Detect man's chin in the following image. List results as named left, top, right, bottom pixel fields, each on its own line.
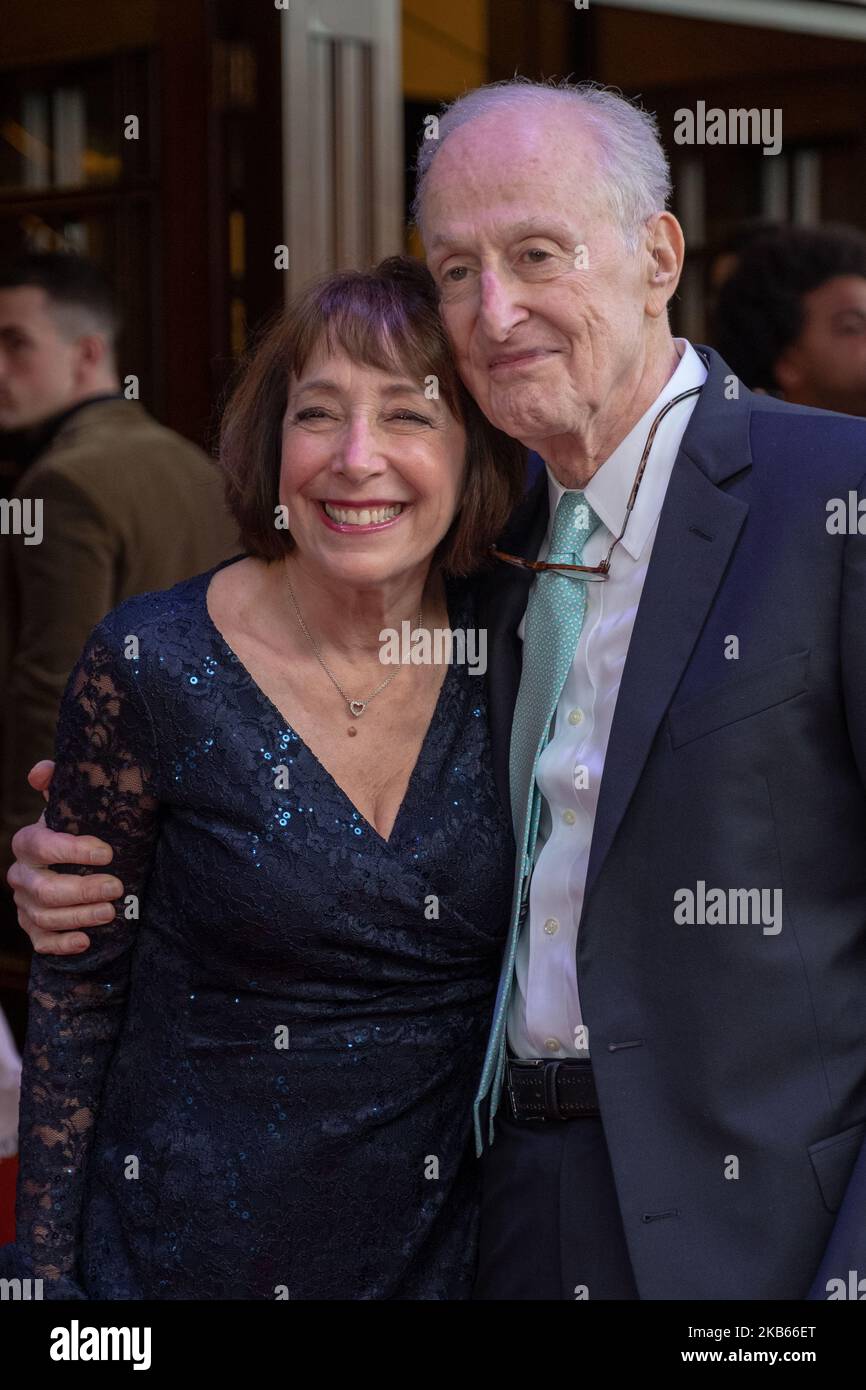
left=489, top=411, right=566, bottom=449
left=483, top=388, right=572, bottom=443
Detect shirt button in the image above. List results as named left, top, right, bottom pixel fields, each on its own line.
left=543, top=918, right=559, bottom=935
left=568, top=708, right=584, bottom=725
left=544, top=1037, right=561, bottom=1052
left=562, top=809, right=577, bottom=825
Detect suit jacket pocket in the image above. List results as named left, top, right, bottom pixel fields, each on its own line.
left=668, top=650, right=809, bottom=749
left=808, top=1119, right=866, bottom=1214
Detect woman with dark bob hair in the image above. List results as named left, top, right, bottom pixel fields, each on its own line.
left=3, top=256, right=525, bottom=1299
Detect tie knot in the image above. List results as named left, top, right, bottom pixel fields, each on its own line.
left=548, top=490, right=601, bottom=562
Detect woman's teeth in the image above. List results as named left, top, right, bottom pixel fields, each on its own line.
left=323, top=503, right=404, bottom=526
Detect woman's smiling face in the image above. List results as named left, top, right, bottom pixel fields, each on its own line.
left=279, top=343, right=468, bottom=589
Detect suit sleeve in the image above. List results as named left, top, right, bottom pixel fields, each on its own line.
left=807, top=475, right=866, bottom=1298
left=3, top=622, right=160, bottom=1297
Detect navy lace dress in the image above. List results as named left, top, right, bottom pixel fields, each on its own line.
left=5, top=554, right=513, bottom=1300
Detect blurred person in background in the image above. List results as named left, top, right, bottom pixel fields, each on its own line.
left=712, top=222, right=866, bottom=415
left=0, top=253, right=239, bottom=880
left=706, top=218, right=783, bottom=295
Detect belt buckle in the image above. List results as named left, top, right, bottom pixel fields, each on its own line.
left=544, top=1059, right=563, bottom=1120
left=507, top=1057, right=547, bottom=1122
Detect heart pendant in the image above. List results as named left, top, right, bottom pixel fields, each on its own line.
left=349, top=700, right=366, bottom=717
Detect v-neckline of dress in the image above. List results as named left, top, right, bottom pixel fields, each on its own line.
left=198, top=555, right=462, bottom=850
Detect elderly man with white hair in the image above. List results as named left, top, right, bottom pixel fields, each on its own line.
left=8, top=80, right=866, bottom=1302
left=412, top=79, right=866, bottom=1301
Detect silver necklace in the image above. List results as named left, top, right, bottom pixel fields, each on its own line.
left=286, top=570, right=421, bottom=721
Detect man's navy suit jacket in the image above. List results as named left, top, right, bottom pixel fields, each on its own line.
left=477, top=346, right=866, bottom=1300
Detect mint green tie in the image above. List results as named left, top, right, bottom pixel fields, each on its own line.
left=473, top=490, right=602, bottom=1153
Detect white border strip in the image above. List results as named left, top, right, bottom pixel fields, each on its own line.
left=588, top=0, right=866, bottom=43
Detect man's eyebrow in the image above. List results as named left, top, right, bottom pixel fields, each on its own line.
left=428, top=218, right=578, bottom=255
left=506, top=219, right=577, bottom=243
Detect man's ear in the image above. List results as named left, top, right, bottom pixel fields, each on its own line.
left=645, top=212, right=684, bottom=319
left=773, top=343, right=805, bottom=397
left=75, top=332, right=110, bottom=376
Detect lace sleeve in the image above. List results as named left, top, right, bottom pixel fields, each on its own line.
left=13, top=624, right=160, bottom=1294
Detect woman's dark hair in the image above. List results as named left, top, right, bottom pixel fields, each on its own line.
left=219, top=255, right=527, bottom=576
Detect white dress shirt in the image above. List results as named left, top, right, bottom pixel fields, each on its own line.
left=507, top=339, right=708, bottom=1060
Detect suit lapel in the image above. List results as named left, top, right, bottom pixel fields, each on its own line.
left=584, top=348, right=753, bottom=904
left=584, top=452, right=748, bottom=902
left=482, top=346, right=754, bottom=886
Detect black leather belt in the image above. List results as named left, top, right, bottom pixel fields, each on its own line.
left=506, top=1057, right=600, bottom=1120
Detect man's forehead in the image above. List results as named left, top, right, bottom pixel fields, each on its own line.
left=0, top=284, right=51, bottom=324
left=425, top=211, right=584, bottom=254
left=426, top=104, right=596, bottom=179
left=809, top=274, right=866, bottom=307
left=435, top=100, right=588, bottom=155
left=421, top=116, right=601, bottom=247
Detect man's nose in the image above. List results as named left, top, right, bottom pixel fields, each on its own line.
left=478, top=269, right=528, bottom=340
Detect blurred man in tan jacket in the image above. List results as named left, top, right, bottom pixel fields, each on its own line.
left=0, top=253, right=240, bottom=878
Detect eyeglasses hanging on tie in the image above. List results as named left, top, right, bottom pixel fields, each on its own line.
left=489, top=383, right=704, bottom=581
